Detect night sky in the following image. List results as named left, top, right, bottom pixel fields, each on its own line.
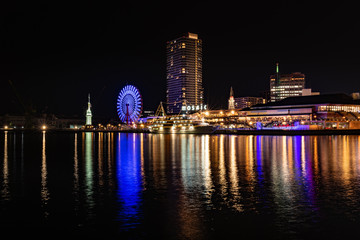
left=1, top=1, right=359, bottom=119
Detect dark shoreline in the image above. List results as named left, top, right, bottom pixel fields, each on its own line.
left=2, top=128, right=360, bottom=135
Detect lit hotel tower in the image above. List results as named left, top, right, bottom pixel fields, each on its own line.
left=166, top=33, right=203, bottom=114
left=85, top=94, right=92, bottom=126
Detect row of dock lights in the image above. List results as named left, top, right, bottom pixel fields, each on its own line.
left=2, top=125, right=47, bottom=130
left=202, top=110, right=236, bottom=116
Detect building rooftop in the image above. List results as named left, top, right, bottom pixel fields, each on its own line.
left=252, top=94, right=360, bottom=109
left=270, top=72, right=305, bottom=79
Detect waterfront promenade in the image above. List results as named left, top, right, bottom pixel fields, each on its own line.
left=2, top=128, right=360, bottom=135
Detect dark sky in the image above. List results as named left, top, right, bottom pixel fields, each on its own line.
left=1, top=1, right=360, bottom=119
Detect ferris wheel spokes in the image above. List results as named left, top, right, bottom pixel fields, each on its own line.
left=117, top=85, right=142, bottom=125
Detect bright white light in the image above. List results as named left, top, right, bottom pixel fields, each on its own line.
left=42, top=125, right=47, bottom=130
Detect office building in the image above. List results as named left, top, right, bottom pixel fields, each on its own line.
left=166, top=33, right=204, bottom=114
left=228, top=87, right=264, bottom=109
left=234, top=96, right=265, bottom=109
left=270, top=63, right=305, bottom=102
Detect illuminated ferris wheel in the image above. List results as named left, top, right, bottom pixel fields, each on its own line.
left=117, top=85, right=142, bottom=124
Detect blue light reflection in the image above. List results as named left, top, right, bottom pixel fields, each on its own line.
left=116, top=133, right=143, bottom=229
left=293, top=136, right=302, bottom=181
left=255, top=135, right=264, bottom=182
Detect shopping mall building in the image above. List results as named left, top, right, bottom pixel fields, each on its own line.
left=199, top=94, right=360, bottom=130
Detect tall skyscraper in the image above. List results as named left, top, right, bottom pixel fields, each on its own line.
left=166, top=33, right=204, bottom=114
left=270, top=63, right=305, bottom=102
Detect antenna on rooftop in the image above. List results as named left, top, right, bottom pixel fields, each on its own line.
left=230, top=86, right=234, bottom=97
left=276, top=62, right=280, bottom=85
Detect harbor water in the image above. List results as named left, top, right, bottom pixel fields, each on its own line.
left=1, top=131, right=360, bottom=239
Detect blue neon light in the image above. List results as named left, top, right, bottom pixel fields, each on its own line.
left=117, top=85, right=142, bottom=123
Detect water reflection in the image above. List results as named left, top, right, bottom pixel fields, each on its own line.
left=201, top=135, right=212, bottom=205
left=20, top=133, right=24, bottom=195
left=107, top=132, right=115, bottom=189
left=98, top=132, right=104, bottom=188
left=83, top=132, right=94, bottom=215
left=73, top=133, right=80, bottom=213
left=116, top=133, right=143, bottom=229
left=170, top=134, right=213, bottom=238
left=1, top=132, right=360, bottom=238
left=41, top=131, right=50, bottom=217
left=229, top=135, right=242, bottom=211
left=2, top=131, right=10, bottom=200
